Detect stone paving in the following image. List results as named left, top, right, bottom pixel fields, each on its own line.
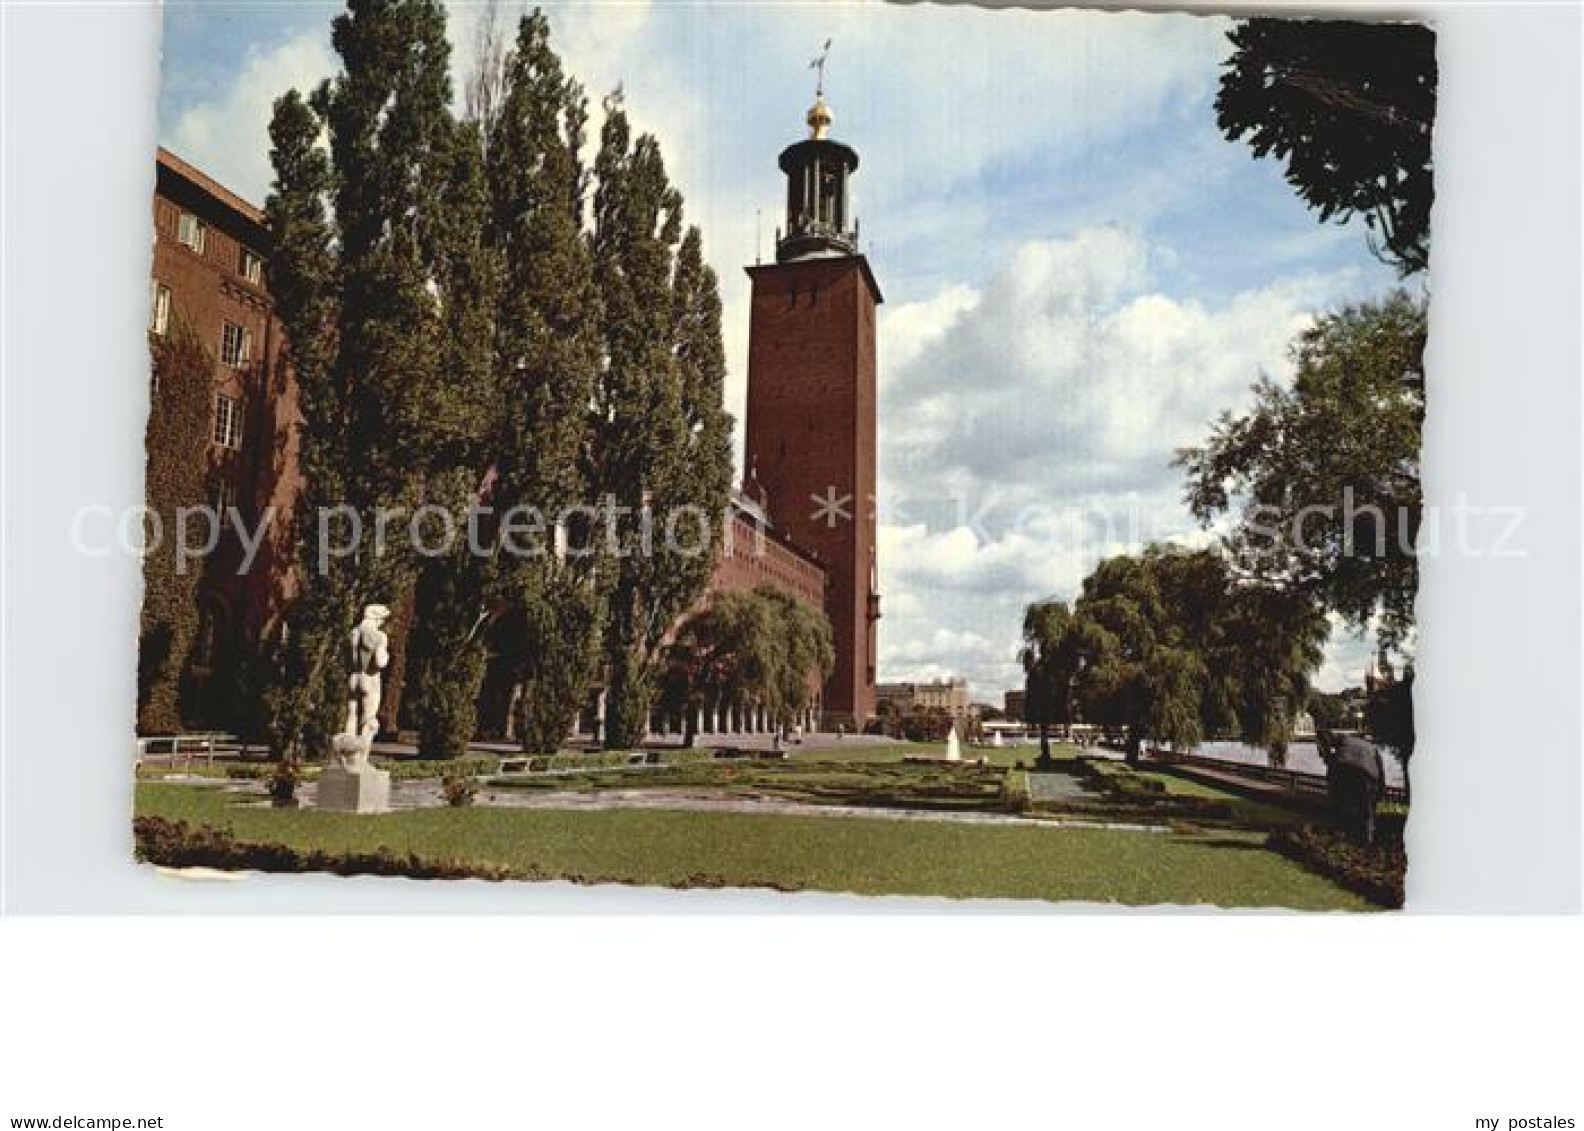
left=1028, top=771, right=1092, bottom=804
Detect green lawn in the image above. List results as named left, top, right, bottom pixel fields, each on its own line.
left=488, top=758, right=1010, bottom=811
left=1120, top=766, right=1307, bottom=829
left=135, top=782, right=1374, bottom=909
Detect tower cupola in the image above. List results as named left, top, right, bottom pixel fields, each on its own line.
left=776, top=49, right=859, bottom=262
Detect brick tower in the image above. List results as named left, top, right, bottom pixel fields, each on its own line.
left=744, top=88, right=882, bottom=731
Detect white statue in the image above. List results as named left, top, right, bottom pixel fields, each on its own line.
left=332, top=603, right=390, bottom=770
left=320, top=603, right=395, bottom=813
left=945, top=724, right=962, bottom=762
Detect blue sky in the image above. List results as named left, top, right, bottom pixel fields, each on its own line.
left=159, top=1, right=1406, bottom=700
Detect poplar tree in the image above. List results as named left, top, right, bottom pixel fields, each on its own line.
left=262, top=90, right=350, bottom=761
left=591, top=104, right=733, bottom=749
left=262, top=0, right=473, bottom=761
left=401, top=116, right=500, bottom=760
left=483, top=10, right=607, bottom=754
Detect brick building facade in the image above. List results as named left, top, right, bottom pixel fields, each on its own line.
left=142, top=143, right=845, bottom=740
left=148, top=149, right=301, bottom=724
left=877, top=679, right=973, bottom=724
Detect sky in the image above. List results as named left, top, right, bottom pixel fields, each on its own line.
left=158, top=0, right=1408, bottom=702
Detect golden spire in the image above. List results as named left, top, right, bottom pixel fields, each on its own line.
left=807, top=38, right=833, bottom=139
left=807, top=95, right=833, bottom=139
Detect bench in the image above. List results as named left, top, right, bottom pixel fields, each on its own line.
left=135, top=732, right=236, bottom=769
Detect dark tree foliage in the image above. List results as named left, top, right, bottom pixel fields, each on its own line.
left=1217, top=18, right=1436, bottom=276
left=479, top=9, right=609, bottom=755
left=138, top=320, right=214, bottom=734
left=661, top=589, right=777, bottom=749
left=510, top=576, right=608, bottom=754
left=1023, top=546, right=1328, bottom=767
left=592, top=101, right=734, bottom=749
left=1178, top=292, right=1425, bottom=657
left=400, top=116, right=500, bottom=760
left=759, top=584, right=835, bottom=731
left=462, top=0, right=510, bottom=149
left=260, top=90, right=345, bottom=760
left=1367, top=666, right=1415, bottom=765
left=1305, top=690, right=1352, bottom=734
left=258, top=3, right=734, bottom=759
left=263, top=0, right=476, bottom=761
left=1073, top=551, right=1209, bottom=764
left=660, top=585, right=832, bottom=748
left=1019, top=600, right=1084, bottom=764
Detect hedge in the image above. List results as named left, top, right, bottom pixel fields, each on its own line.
left=1267, top=826, right=1406, bottom=909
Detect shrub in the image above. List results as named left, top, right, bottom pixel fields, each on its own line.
left=134, top=817, right=518, bottom=881
left=1000, top=770, right=1032, bottom=813
left=1268, top=826, right=1405, bottom=909
left=441, top=770, right=479, bottom=807
left=375, top=755, right=499, bottom=782
left=523, top=751, right=645, bottom=772
left=265, top=761, right=302, bottom=806
left=1083, top=760, right=1166, bottom=799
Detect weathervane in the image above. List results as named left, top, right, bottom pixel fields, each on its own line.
left=809, top=38, right=832, bottom=99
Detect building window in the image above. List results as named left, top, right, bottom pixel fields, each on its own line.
left=240, top=248, right=263, bottom=286
left=219, top=321, right=252, bottom=368
left=177, top=212, right=206, bottom=254
left=213, top=393, right=243, bottom=450
left=149, top=280, right=171, bottom=336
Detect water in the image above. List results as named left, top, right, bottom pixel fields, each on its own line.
left=1185, top=740, right=1407, bottom=789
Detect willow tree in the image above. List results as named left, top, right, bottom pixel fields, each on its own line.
left=661, top=590, right=777, bottom=749
left=662, top=585, right=831, bottom=747
left=1178, top=293, right=1426, bottom=656
left=758, top=584, right=835, bottom=732
left=1029, top=545, right=1328, bottom=766
left=1019, top=599, right=1086, bottom=765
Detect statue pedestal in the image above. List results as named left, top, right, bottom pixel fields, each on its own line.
left=317, top=764, right=391, bottom=814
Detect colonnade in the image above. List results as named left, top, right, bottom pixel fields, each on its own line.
left=568, top=689, right=821, bottom=744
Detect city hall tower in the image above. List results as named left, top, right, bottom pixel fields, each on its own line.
left=744, top=86, right=882, bottom=730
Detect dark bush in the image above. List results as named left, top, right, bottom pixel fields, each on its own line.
left=1268, top=826, right=1406, bottom=909
left=266, top=761, right=302, bottom=806
left=441, top=770, right=479, bottom=807
left=134, top=816, right=520, bottom=882
left=377, top=755, right=500, bottom=781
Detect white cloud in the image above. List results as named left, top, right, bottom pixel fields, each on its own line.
left=1313, top=623, right=1380, bottom=694
left=780, top=6, right=1229, bottom=196
left=881, top=285, right=981, bottom=378
left=162, top=2, right=675, bottom=207
left=166, top=30, right=335, bottom=206
left=873, top=225, right=1366, bottom=698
